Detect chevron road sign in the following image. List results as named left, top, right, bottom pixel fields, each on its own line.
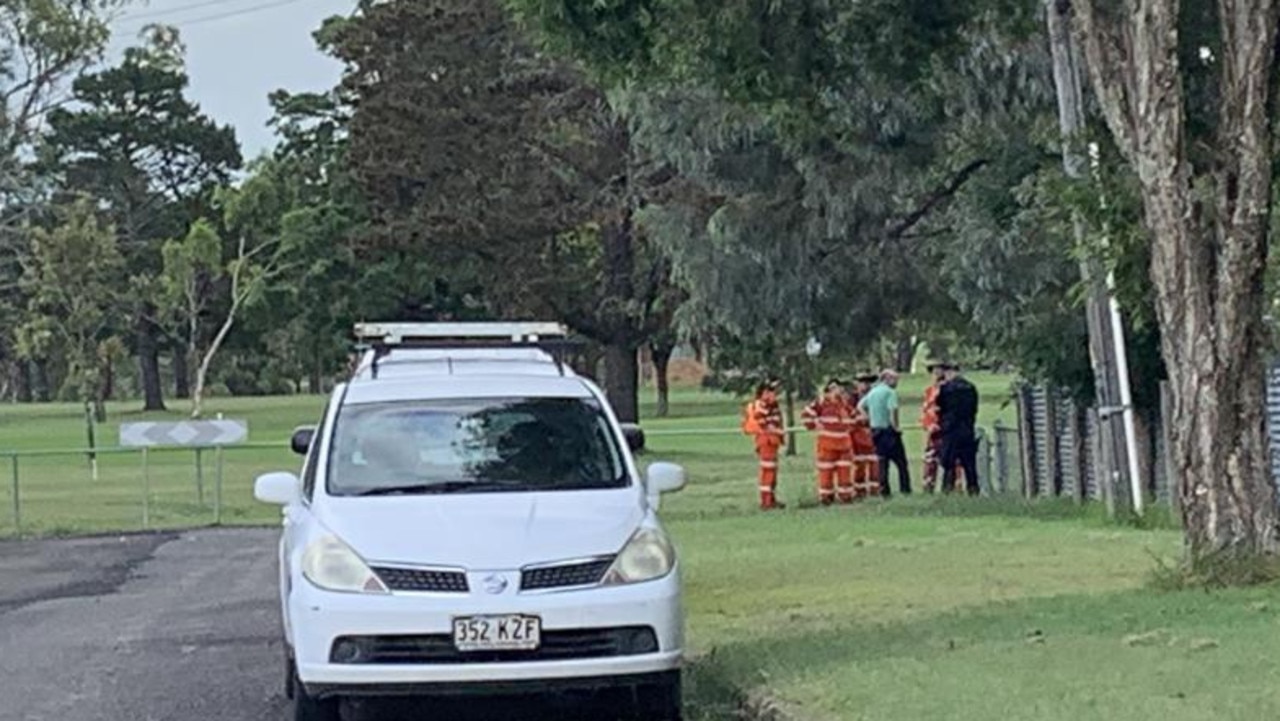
left=118, top=419, right=249, bottom=448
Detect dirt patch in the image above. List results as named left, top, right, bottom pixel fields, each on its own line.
left=686, top=653, right=804, bottom=721
left=0, top=531, right=178, bottom=614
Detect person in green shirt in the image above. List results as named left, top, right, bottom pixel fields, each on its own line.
left=857, top=370, right=912, bottom=496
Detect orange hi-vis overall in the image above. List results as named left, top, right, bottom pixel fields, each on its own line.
left=848, top=404, right=880, bottom=499
left=802, top=398, right=856, bottom=504
left=746, top=399, right=786, bottom=508
left=922, top=383, right=963, bottom=491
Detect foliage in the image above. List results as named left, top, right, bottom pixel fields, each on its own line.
left=0, top=0, right=127, bottom=397
left=159, top=218, right=221, bottom=384
left=509, top=2, right=1054, bottom=386
left=33, top=28, right=242, bottom=409
left=39, top=31, right=241, bottom=245
left=327, top=0, right=680, bottom=419
left=15, top=198, right=124, bottom=417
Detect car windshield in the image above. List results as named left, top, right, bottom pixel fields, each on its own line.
left=326, top=397, right=628, bottom=496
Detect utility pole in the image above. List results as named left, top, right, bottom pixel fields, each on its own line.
left=1044, top=0, right=1143, bottom=514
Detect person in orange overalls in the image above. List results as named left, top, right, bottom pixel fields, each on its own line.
left=744, top=379, right=787, bottom=510
left=801, top=379, right=857, bottom=504
left=849, top=374, right=881, bottom=499
left=922, top=361, right=963, bottom=492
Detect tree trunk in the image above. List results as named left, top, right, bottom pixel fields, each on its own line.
left=33, top=360, right=51, bottom=402
left=14, top=361, right=32, bottom=403
left=579, top=343, right=604, bottom=383
left=651, top=341, right=673, bottom=418
left=308, top=360, right=323, bottom=395
left=193, top=244, right=248, bottom=418
left=597, top=206, right=642, bottom=422
left=98, top=357, right=114, bottom=420
left=604, top=342, right=640, bottom=423
left=1075, top=0, right=1280, bottom=565
left=136, top=307, right=166, bottom=411
left=1048, top=0, right=1140, bottom=509
left=895, top=335, right=915, bottom=373
left=173, top=347, right=191, bottom=399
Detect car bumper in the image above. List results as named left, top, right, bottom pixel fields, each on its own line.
left=290, top=570, right=683, bottom=690
left=305, top=670, right=681, bottom=700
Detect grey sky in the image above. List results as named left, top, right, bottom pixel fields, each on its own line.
left=106, top=0, right=356, bottom=159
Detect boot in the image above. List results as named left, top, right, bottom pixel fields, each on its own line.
left=759, top=491, right=786, bottom=510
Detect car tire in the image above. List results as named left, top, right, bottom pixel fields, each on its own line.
left=632, top=671, right=683, bottom=721
left=283, top=649, right=295, bottom=700
left=291, top=664, right=340, bottom=721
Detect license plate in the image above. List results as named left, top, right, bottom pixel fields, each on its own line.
left=452, top=615, right=542, bottom=652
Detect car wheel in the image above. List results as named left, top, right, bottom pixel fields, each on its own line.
left=283, top=649, right=295, bottom=700
left=632, top=671, right=682, bottom=721
left=291, top=664, right=340, bottom=721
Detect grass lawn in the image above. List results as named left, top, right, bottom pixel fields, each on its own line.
left=3, top=376, right=1279, bottom=721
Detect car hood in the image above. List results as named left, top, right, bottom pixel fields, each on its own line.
left=315, top=489, right=646, bottom=570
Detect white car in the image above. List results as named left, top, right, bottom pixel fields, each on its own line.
left=254, top=323, right=688, bottom=721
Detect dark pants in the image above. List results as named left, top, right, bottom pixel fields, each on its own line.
left=940, top=432, right=980, bottom=495
left=872, top=428, right=911, bottom=496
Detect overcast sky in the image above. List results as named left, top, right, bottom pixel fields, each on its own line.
left=106, top=0, right=356, bottom=159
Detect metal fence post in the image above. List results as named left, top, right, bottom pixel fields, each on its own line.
left=141, top=448, right=151, bottom=530
left=979, top=427, right=993, bottom=495
left=10, top=455, right=20, bottom=535
left=994, top=420, right=1009, bottom=493
left=214, top=446, right=224, bottom=526
left=195, top=448, right=205, bottom=506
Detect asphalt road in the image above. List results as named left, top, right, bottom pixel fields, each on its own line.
left=0, top=529, right=619, bottom=721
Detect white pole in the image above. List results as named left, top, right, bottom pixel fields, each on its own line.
left=1089, top=142, right=1144, bottom=515
left=1105, top=273, right=1144, bottom=515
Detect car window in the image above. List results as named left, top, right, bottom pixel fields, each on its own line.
left=326, top=397, right=628, bottom=496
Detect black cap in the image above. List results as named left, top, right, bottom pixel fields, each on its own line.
left=856, top=373, right=878, bottom=384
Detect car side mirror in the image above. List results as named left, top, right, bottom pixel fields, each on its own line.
left=621, top=423, right=646, bottom=453
left=255, top=472, right=302, bottom=506
left=645, top=462, right=686, bottom=509
left=290, top=426, right=316, bottom=456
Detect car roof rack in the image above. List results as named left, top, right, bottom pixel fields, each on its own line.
left=351, top=322, right=580, bottom=378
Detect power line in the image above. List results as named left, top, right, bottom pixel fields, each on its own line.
left=116, top=0, right=311, bottom=33
left=115, top=0, right=253, bottom=23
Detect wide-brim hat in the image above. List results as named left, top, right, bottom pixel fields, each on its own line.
left=926, top=360, right=956, bottom=372
left=855, top=373, right=878, bottom=384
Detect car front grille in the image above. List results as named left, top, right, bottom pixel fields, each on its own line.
left=371, top=566, right=469, bottom=593
left=330, top=626, right=659, bottom=665
left=520, top=557, right=615, bottom=591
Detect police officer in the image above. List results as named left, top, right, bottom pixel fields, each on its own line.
left=937, top=363, right=981, bottom=496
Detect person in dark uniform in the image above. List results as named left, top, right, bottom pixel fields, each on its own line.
left=937, top=363, right=981, bottom=496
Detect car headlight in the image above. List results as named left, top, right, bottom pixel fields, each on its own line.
left=301, top=535, right=389, bottom=594
left=603, top=527, right=676, bottom=585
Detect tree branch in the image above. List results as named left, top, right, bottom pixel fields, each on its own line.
left=884, top=159, right=989, bottom=240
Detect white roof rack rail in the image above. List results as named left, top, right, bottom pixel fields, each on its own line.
left=353, top=322, right=568, bottom=345
left=350, top=321, right=579, bottom=379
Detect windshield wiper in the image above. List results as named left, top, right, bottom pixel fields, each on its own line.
left=350, top=481, right=520, bottom=496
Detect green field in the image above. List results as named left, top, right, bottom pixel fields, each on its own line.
left=4, top=376, right=1279, bottom=720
